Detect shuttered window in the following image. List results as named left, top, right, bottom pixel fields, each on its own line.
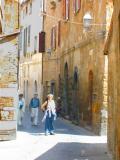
left=73, top=0, right=81, bottom=14
left=23, top=28, right=27, bottom=56
left=19, top=29, right=22, bottom=50
left=39, top=31, right=45, bottom=52
left=28, top=25, right=31, bottom=46
left=63, top=0, right=70, bottom=20
left=51, top=27, right=56, bottom=50
left=29, top=2, right=32, bottom=14
left=34, top=36, right=37, bottom=53
left=58, top=21, right=61, bottom=47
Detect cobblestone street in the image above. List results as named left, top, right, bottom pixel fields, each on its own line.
left=0, top=109, right=112, bottom=160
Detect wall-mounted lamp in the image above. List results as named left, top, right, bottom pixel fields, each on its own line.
left=83, top=12, right=93, bottom=30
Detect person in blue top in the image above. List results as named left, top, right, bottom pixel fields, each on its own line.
left=18, top=94, right=25, bottom=126
left=29, top=93, right=40, bottom=126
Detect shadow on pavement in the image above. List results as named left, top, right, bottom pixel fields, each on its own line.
left=35, top=142, right=111, bottom=160
left=17, top=109, right=100, bottom=137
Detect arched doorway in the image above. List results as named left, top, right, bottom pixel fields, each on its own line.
left=72, top=67, right=79, bottom=123
left=88, top=70, right=93, bottom=125
left=63, top=62, right=69, bottom=115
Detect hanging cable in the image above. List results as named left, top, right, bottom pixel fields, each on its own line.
left=41, top=12, right=107, bottom=26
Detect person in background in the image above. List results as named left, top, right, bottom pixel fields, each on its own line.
left=18, top=94, right=25, bottom=126
left=29, top=93, right=40, bottom=126
left=41, top=94, right=56, bottom=136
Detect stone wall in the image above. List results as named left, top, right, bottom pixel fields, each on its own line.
left=0, top=35, right=18, bottom=140
left=60, top=34, right=106, bottom=134
left=106, top=0, right=120, bottom=159
left=0, top=0, right=19, bottom=140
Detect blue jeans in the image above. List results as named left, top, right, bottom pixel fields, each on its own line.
left=45, top=112, right=54, bottom=134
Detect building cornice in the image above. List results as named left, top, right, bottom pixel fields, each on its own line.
left=0, top=30, right=20, bottom=39
left=61, top=32, right=106, bottom=56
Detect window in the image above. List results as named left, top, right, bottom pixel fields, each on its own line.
left=23, top=29, right=26, bottom=56
left=73, top=0, right=81, bottom=14
left=58, top=21, right=61, bottom=47
left=51, top=27, right=56, bottom=50
left=34, top=36, right=37, bottom=53
left=43, top=0, right=47, bottom=12
left=51, top=82, right=55, bottom=95
left=29, top=2, right=32, bottom=14
left=26, top=28, right=28, bottom=46
left=28, top=25, right=31, bottom=46
left=23, top=9, right=25, bottom=19
left=26, top=6, right=28, bottom=15
left=19, top=30, right=22, bottom=50
left=63, top=0, right=70, bottom=20
left=23, top=28, right=27, bottom=56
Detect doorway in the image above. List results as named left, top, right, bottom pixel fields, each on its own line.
left=88, top=70, right=93, bottom=125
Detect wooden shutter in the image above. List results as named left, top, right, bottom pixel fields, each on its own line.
left=68, top=0, right=70, bottom=19
left=28, top=25, right=31, bottom=46
left=73, top=0, right=76, bottom=14
left=58, top=21, right=61, bottom=47
left=39, top=31, right=45, bottom=52
left=51, top=28, right=53, bottom=49
left=54, top=27, right=56, bottom=50
left=78, top=0, right=81, bottom=10
left=74, top=0, right=81, bottom=14
left=62, top=0, right=66, bottom=19
left=66, top=0, right=70, bottom=20
left=53, top=27, right=56, bottom=50
left=51, top=27, right=56, bottom=50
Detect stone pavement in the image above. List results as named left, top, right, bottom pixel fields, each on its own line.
left=0, top=109, right=112, bottom=160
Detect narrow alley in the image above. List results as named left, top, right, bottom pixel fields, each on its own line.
left=0, top=109, right=112, bottom=160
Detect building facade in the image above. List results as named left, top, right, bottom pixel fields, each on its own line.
left=19, top=0, right=44, bottom=106
left=104, top=0, right=120, bottom=159
left=0, top=0, right=19, bottom=140
left=43, top=0, right=109, bottom=135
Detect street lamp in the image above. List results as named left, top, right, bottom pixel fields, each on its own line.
left=83, top=12, right=93, bottom=30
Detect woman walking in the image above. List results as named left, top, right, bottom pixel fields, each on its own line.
left=41, top=94, right=56, bottom=136
left=18, top=94, right=25, bottom=126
